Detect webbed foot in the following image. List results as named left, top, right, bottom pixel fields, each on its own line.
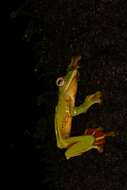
left=84, top=91, right=102, bottom=107
left=84, top=127, right=116, bottom=152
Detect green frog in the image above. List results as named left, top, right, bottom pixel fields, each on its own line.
left=55, top=56, right=114, bottom=159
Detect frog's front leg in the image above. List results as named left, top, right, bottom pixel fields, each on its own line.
left=72, top=91, right=102, bottom=116
left=64, top=135, right=103, bottom=159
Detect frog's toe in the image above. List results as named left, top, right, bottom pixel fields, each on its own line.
left=90, top=91, right=102, bottom=104
left=96, top=145, right=104, bottom=153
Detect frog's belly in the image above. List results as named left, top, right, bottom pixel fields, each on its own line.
left=60, top=113, right=72, bottom=138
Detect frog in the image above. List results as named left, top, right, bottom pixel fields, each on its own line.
left=55, top=56, right=114, bottom=159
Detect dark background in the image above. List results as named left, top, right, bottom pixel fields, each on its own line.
left=8, top=0, right=127, bottom=189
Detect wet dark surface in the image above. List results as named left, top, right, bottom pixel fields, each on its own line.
left=8, top=0, right=127, bottom=189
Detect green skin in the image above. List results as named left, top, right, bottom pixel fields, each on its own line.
left=55, top=56, right=103, bottom=159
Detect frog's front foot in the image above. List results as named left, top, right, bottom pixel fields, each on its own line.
left=84, top=91, right=102, bottom=108
left=72, top=91, right=103, bottom=117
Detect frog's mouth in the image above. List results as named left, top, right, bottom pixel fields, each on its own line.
left=68, top=56, right=81, bottom=71
left=64, top=56, right=81, bottom=92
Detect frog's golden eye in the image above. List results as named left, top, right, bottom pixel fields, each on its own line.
left=56, top=77, right=64, bottom=86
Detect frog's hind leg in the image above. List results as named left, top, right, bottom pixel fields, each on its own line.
left=65, top=135, right=100, bottom=159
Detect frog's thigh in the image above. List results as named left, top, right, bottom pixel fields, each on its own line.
left=65, top=135, right=95, bottom=159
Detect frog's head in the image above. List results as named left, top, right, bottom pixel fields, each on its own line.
left=56, top=56, right=81, bottom=96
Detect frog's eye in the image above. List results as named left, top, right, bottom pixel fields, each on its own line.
left=56, top=77, right=64, bottom=86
